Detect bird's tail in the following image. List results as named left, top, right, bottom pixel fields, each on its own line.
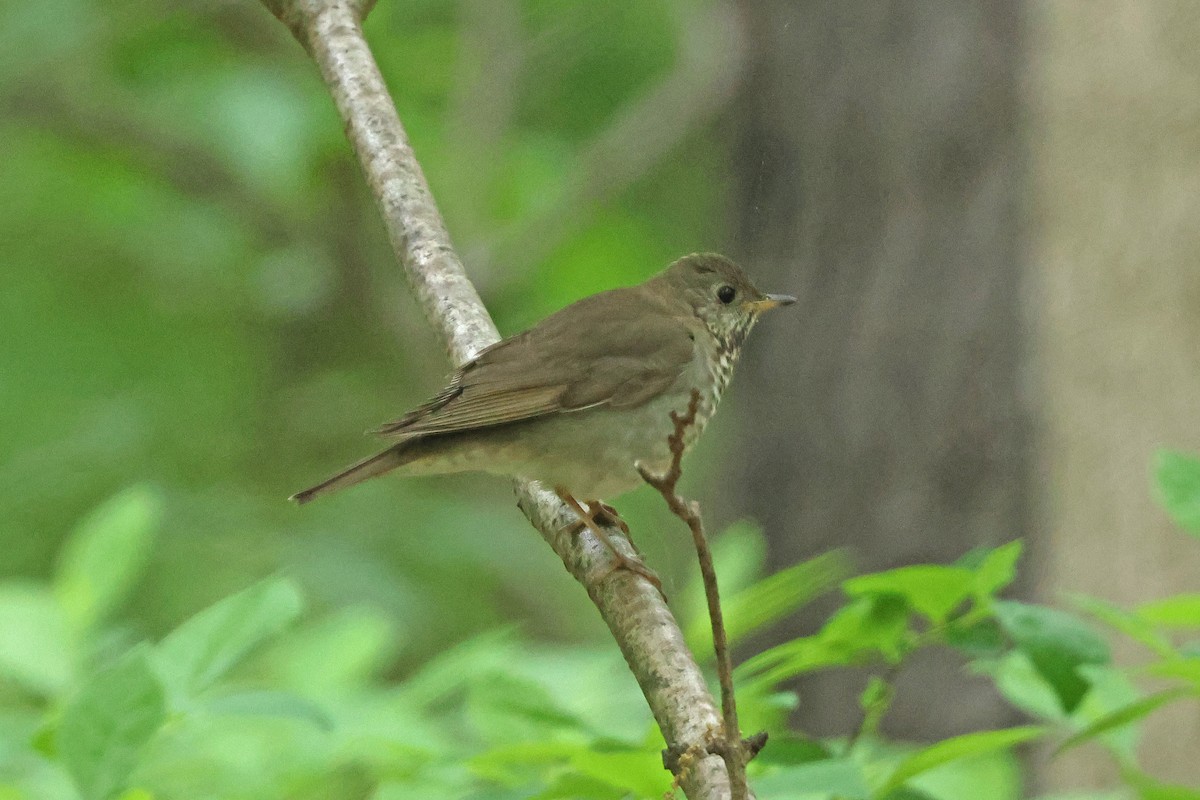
left=290, top=444, right=411, bottom=505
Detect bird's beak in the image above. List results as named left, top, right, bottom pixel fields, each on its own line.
left=746, top=293, right=797, bottom=313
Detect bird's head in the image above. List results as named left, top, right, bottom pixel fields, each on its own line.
left=661, top=253, right=796, bottom=341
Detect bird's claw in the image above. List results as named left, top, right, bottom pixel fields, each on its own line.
left=556, top=490, right=665, bottom=600
left=583, top=499, right=630, bottom=535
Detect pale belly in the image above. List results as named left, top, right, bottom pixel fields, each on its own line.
left=396, top=381, right=716, bottom=500
left=502, top=399, right=681, bottom=498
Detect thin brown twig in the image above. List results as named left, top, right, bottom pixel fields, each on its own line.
left=639, top=388, right=761, bottom=800
left=844, top=662, right=902, bottom=754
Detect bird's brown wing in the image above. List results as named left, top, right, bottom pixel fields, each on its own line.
left=372, top=383, right=569, bottom=437
left=373, top=285, right=694, bottom=439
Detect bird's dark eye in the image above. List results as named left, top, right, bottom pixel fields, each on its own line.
left=716, top=285, right=736, bottom=304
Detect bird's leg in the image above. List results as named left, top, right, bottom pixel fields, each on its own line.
left=580, top=498, right=655, bottom=563
left=581, top=499, right=630, bottom=535
left=555, top=489, right=662, bottom=594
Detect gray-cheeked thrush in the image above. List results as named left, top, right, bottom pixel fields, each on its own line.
left=293, top=253, right=794, bottom=578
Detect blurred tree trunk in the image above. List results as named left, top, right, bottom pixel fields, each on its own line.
left=724, top=2, right=1029, bottom=740
left=1029, top=3, right=1200, bottom=789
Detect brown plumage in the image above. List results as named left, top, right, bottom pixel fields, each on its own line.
left=292, top=253, right=793, bottom=504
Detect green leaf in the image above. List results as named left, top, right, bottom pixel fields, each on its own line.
left=755, top=758, right=870, bottom=799
left=693, top=550, right=850, bottom=650
left=876, top=726, right=1046, bottom=796
left=974, top=651, right=1068, bottom=720
left=55, top=485, right=162, bottom=632
left=736, top=636, right=838, bottom=692
left=881, top=790, right=940, bottom=800
left=902, top=743, right=1023, bottom=800
left=1070, top=594, right=1175, bottom=658
left=710, top=520, right=769, bottom=595
left=203, top=689, right=333, bottom=731
left=58, top=649, right=166, bottom=800
left=115, top=791, right=154, bottom=800
left=473, top=738, right=671, bottom=798
left=470, top=740, right=574, bottom=786
left=466, top=671, right=585, bottom=743
left=944, top=618, right=1006, bottom=658
left=735, top=684, right=799, bottom=736
left=1143, top=658, right=1200, bottom=689
left=994, top=601, right=1110, bottom=713
left=1154, top=450, right=1200, bottom=536
left=1122, top=766, right=1200, bottom=800
left=530, top=771, right=626, bottom=800
left=858, top=676, right=895, bottom=742
left=844, top=565, right=975, bottom=624
left=821, top=596, right=913, bottom=661
left=567, top=747, right=673, bottom=798
left=738, top=596, right=911, bottom=689
left=0, top=584, right=73, bottom=695
left=1071, top=664, right=1143, bottom=760
left=751, top=733, right=833, bottom=767
left=969, top=541, right=1024, bottom=599
left=152, top=578, right=303, bottom=699
left=1138, top=595, right=1200, bottom=628
left=270, top=606, right=398, bottom=694
left=400, top=628, right=520, bottom=707
left=1056, top=688, right=1192, bottom=755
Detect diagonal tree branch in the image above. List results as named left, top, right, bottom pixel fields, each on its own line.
left=257, top=1, right=739, bottom=796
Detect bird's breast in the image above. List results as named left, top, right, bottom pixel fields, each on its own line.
left=686, top=334, right=743, bottom=446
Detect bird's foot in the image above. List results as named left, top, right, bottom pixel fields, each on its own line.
left=581, top=499, right=630, bottom=535
left=556, top=490, right=664, bottom=598
left=597, top=551, right=664, bottom=596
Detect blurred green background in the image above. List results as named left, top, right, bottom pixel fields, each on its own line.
left=1, top=0, right=729, bottom=651
left=4, top=1, right=1200, bottom=797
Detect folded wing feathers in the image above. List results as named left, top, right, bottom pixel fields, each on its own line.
left=384, top=384, right=568, bottom=436
left=371, top=384, right=463, bottom=435
left=371, top=288, right=695, bottom=440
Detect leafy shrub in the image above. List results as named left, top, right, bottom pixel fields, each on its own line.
left=1, top=451, right=1197, bottom=799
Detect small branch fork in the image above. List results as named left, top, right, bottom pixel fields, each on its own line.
left=639, top=389, right=766, bottom=800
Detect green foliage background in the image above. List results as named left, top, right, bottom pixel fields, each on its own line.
left=1, top=1, right=724, bottom=644
left=0, top=2, right=734, bottom=796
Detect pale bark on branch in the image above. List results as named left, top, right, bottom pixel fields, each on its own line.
left=257, top=1, right=738, bottom=796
